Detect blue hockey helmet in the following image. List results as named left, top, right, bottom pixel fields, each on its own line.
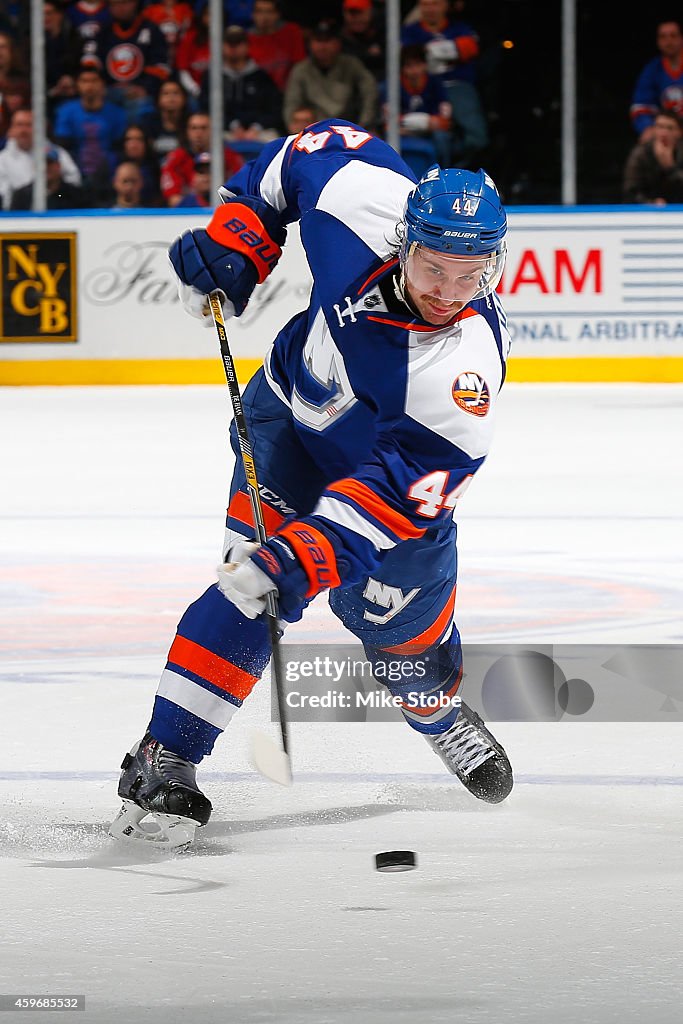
left=401, top=166, right=507, bottom=302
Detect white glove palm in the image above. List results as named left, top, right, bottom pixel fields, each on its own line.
left=216, top=539, right=276, bottom=619
left=169, top=255, right=236, bottom=325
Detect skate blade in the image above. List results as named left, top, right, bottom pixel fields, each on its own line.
left=108, top=800, right=198, bottom=849
left=251, top=730, right=292, bottom=786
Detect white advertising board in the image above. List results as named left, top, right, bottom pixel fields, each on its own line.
left=0, top=210, right=312, bottom=361
left=1, top=207, right=682, bottom=380
left=502, top=210, right=683, bottom=357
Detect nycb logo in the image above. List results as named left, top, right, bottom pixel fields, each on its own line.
left=1, top=234, right=77, bottom=342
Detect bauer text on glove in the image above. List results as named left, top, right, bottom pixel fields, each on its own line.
left=168, top=196, right=287, bottom=318
left=217, top=521, right=341, bottom=620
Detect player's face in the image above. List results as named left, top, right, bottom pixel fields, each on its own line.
left=403, top=246, right=492, bottom=325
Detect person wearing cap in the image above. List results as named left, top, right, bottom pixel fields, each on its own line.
left=0, top=107, right=82, bottom=210
left=160, top=110, right=243, bottom=206
left=9, top=146, right=92, bottom=210
left=248, top=0, right=306, bottom=92
left=176, top=150, right=213, bottom=207
left=283, top=18, right=377, bottom=130
left=198, top=24, right=283, bottom=142
left=340, top=0, right=385, bottom=81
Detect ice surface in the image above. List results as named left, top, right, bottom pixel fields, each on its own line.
left=1, top=385, right=682, bottom=1023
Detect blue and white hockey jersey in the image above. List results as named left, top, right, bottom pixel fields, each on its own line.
left=224, top=120, right=511, bottom=586
left=630, top=56, right=683, bottom=135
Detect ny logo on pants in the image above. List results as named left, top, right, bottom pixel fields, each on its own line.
left=363, top=580, right=420, bottom=624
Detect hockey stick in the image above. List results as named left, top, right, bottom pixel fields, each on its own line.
left=208, top=291, right=292, bottom=786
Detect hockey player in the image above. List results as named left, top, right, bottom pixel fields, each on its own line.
left=110, top=118, right=514, bottom=847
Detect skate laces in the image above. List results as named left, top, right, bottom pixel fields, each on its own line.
left=433, top=708, right=495, bottom=776
left=155, top=744, right=198, bottom=790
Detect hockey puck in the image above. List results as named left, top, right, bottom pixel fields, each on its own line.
left=375, top=850, right=417, bottom=872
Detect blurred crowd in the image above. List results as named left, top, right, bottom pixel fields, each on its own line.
left=0, top=1, right=682, bottom=209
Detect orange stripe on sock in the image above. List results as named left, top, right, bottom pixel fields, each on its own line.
left=327, top=479, right=426, bottom=541
left=382, top=586, right=456, bottom=655
left=400, top=664, right=463, bottom=717
left=168, top=634, right=258, bottom=701
left=228, top=490, right=285, bottom=535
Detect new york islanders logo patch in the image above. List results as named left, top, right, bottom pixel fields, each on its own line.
left=452, top=372, right=490, bottom=417
left=107, top=44, right=144, bottom=82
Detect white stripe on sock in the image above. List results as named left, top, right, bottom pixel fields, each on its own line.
left=157, top=668, right=239, bottom=730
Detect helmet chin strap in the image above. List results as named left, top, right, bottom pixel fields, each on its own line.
left=394, top=264, right=421, bottom=317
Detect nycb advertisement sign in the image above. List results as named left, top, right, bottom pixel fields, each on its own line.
left=0, top=233, right=77, bottom=343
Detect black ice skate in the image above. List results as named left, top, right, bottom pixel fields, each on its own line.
left=109, top=732, right=212, bottom=848
left=428, top=701, right=513, bottom=804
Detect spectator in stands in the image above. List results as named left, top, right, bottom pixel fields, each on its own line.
left=248, top=0, right=306, bottom=92
left=174, top=0, right=209, bottom=101
left=283, top=18, right=377, bottom=131
left=117, top=122, right=162, bottom=204
left=0, top=80, right=31, bottom=142
left=401, top=0, right=480, bottom=80
left=159, top=110, right=243, bottom=206
left=67, top=0, right=112, bottom=43
left=340, top=0, right=385, bottom=81
left=0, top=108, right=82, bottom=210
left=0, top=31, right=30, bottom=138
left=110, top=157, right=144, bottom=207
left=381, top=43, right=452, bottom=165
left=53, top=64, right=127, bottom=202
left=286, top=104, right=315, bottom=135
left=199, top=24, right=283, bottom=142
left=630, top=20, right=683, bottom=142
left=143, top=0, right=194, bottom=67
left=176, top=149, right=212, bottom=207
left=44, top=0, right=83, bottom=113
left=81, top=0, right=170, bottom=122
left=401, top=0, right=488, bottom=166
left=623, top=109, right=683, bottom=204
left=140, top=77, right=190, bottom=160
left=9, top=144, right=92, bottom=209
